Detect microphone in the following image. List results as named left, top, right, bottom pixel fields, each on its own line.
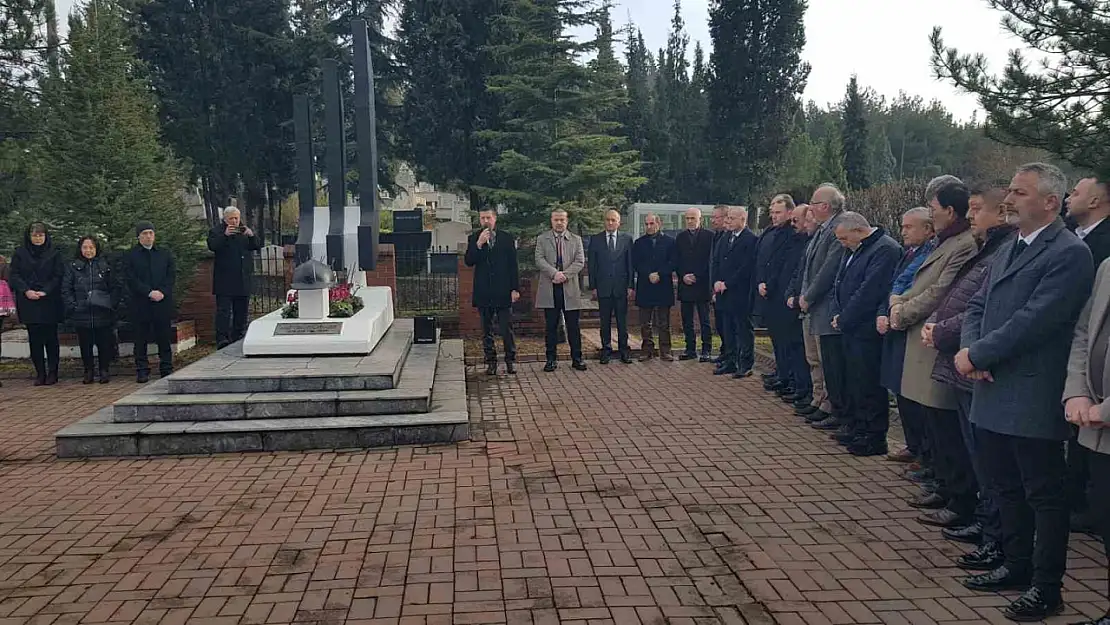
left=488, top=228, right=496, bottom=248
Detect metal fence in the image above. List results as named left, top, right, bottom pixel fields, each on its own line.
left=250, top=254, right=291, bottom=317
left=394, top=247, right=459, bottom=316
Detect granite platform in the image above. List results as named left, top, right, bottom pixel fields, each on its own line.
left=55, top=326, right=468, bottom=457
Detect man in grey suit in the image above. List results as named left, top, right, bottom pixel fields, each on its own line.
left=588, top=209, right=634, bottom=364
left=1063, top=246, right=1110, bottom=625
left=799, top=184, right=848, bottom=431
left=958, top=162, right=1095, bottom=622
left=536, top=209, right=588, bottom=372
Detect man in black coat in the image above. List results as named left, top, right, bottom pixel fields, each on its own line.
left=756, top=195, right=800, bottom=395
left=1063, top=175, right=1110, bottom=533
left=830, top=213, right=902, bottom=456
left=712, top=206, right=758, bottom=377
left=632, top=213, right=677, bottom=361
left=465, top=208, right=520, bottom=375
left=127, top=221, right=176, bottom=382
left=708, top=205, right=729, bottom=361
left=674, top=207, right=715, bottom=361
left=587, top=209, right=634, bottom=364
left=207, top=207, right=263, bottom=348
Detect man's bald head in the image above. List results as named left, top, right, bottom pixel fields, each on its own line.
left=684, top=207, right=702, bottom=230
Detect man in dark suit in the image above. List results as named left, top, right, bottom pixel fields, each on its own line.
left=465, top=208, right=520, bottom=376
left=127, top=221, right=176, bottom=383
left=756, top=194, right=801, bottom=396
left=800, top=185, right=848, bottom=430
left=206, top=207, right=263, bottom=348
left=588, top=209, right=634, bottom=364
left=958, top=163, right=1095, bottom=621
left=712, top=206, right=758, bottom=377
left=709, top=205, right=729, bottom=362
left=830, top=213, right=902, bottom=456
left=632, top=213, right=677, bottom=361
left=1063, top=175, right=1110, bottom=533
left=674, top=207, right=715, bottom=361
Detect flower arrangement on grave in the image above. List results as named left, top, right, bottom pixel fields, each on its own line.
left=280, top=283, right=365, bottom=319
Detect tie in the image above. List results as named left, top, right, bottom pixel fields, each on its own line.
left=729, top=233, right=737, bottom=249
left=555, top=234, right=564, bottom=269
left=1007, top=239, right=1028, bottom=268
left=608, top=233, right=615, bottom=253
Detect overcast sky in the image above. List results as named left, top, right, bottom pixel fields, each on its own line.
left=56, top=0, right=1022, bottom=121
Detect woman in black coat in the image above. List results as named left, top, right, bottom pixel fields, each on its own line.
left=62, top=236, right=118, bottom=384
left=8, top=222, right=65, bottom=385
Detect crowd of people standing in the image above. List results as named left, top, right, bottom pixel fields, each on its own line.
left=466, top=162, right=1110, bottom=625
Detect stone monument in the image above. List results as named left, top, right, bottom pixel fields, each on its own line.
left=54, top=19, right=467, bottom=458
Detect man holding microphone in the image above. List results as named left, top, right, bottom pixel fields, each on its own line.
left=465, top=208, right=520, bottom=375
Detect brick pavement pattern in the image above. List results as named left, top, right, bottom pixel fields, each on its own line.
left=0, top=360, right=1105, bottom=624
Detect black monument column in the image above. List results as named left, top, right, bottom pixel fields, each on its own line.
left=323, top=58, right=346, bottom=273
left=292, top=94, right=315, bottom=264
left=352, top=19, right=379, bottom=271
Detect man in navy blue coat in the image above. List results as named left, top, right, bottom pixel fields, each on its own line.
left=632, top=213, right=677, bottom=361
left=830, top=212, right=902, bottom=456
left=711, top=206, right=758, bottom=377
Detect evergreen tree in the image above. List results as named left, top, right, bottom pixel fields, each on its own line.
left=841, top=75, right=870, bottom=189
left=622, top=27, right=652, bottom=161
left=130, top=0, right=302, bottom=222
left=0, top=0, right=50, bottom=224
left=479, top=0, right=644, bottom=236
left=867, top=126, right=896, bottom=185
left=931, top=2, right=1110, bottom=178
left=34, top=0, right=201, bottom=281
left=396, top=0, right=505, bottom=208
left=817, top=129, right=847, bottom=190
left=707, top=0, right=809, bottom=203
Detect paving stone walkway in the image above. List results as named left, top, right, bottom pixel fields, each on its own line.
left=0, top=359, right=1104, bottom=625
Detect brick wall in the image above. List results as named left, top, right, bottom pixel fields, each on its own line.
left=177, top=256, right=216, bottom=344
left=362, top=244, right=397, bottom=294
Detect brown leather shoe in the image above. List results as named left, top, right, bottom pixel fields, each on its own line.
left=886, top=447, right=916, bottom=463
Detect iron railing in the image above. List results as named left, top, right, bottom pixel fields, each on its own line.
left=394, top=247, right=459, bottom=316
left=250, top=254, right=291, bottom=317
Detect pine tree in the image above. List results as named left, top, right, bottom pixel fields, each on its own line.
left=396, top=0, right=505, bottom=208
left=479, top=0, right=644, bottom=235
left=0, top=0, right=50, bottom=225
left=931, top=2, right=1110, bottom=178
left=34, top=0, right=202, bottom=281
left=707, top=0, right=809, bottom=203
left=841, top=75, right=870, bottom=190
left=817, top=129, right=848, bottom=191
left=867, top=126, right=896, bottom=185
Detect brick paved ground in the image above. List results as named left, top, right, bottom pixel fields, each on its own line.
left=0, top=360, right=1105, bottom=624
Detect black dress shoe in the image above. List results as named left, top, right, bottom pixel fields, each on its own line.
left=908, top=491, right=946, bottom=509
left=1003, top=586, right=1063, bottom=622
left=848, top=438, right=888, bottom=457
left=678, top=352, right=697, bottom=361
left=698, top=354, right=712, bottom=363
left=805, top=410, right=830, bottom=423
left=761, top=372, right=777, bottom=383
left=734, top=368, right=753, bottom=378
left=543, top=361, right=557, bottom=372
left=1069, top=615, right=1110, bottom=625
left=942, top=523, right=982, bottom=545
left=620, top=353, right=633, bottom=364
left=918, top=508, right=968, bottom=528
left=962, top=565, right=1031, bottom=592
left=764, top=380, right=784, bottom=391
left=832, top=431, right=857, bottom=445
left=599, top=353, right=611, bottom=365
left=714, top=364, right=737, bottom=375
left=572, top=360, right=588, bottom=371
left=811, top=416, right=840, bottom=430
left=794, top=404, right=817, bottom=416
left=775, top=385, right=794, bottom=396
left=485, top=363, right=498, bottom=376
left=905, top=467, right=935, bottom=483
left=957, top=542, right=1004, bottom=571
left=136, top=373, right=150, bottom=383
left=505, top=363, right=516, bottom=375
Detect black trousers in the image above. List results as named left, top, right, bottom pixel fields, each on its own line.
left=26, top=323, right=60, bottom=377
left=924, top=406, right=978, bottom=518
left=1065, top=425, right=1091, bottom=515
left=76, top=326, right=115, bottom=372
left=783, top=335, right=811, bottom=396
left=978, top=428, right=1069, bottom=591
left=713, top=303, right=725, bottom=355
left=844, top=336, right=886, bottom=438
left=899, top=394, right=929, bottom=463
left=680, top=300, right=712, bottom=355
left=479, top=306, right=515, bottom=364
left=818, top=334, right=849, bottom=422
left=956, top=391, right=1003, bottom=545
left=597, top=295, right=629, bottom=355
left=134, top=318, right=174, bottom=376
left=1087, top=450, right=1110, bottom=611
left=544, top=286, right=582, bottom=362
left=215, top=295, right=249, bottom=347
left=722, top=310, right=754, bottom=371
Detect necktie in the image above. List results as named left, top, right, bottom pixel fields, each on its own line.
left=1008, top=239, right=1028, bottom=268
left=608, top=233, right=615, bottom=253
left=555, top=234, right=564, bottom=269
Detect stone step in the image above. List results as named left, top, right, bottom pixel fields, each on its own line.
left=165, top=320, right=415, bottom=394
left=113, top=331, right=440, bottom=422
left=55, top=340, right=467, bottom=457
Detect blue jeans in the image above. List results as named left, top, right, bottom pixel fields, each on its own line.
left=957, top=390, right=1002, bottom=544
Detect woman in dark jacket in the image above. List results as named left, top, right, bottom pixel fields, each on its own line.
left=62, top=236, right=118, bottom=383
left=8, top=222, right=65, bottom=385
